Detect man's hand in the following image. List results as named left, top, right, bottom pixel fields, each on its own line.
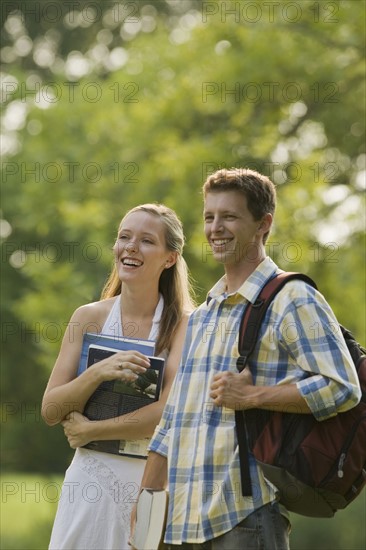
left=210, top=368, right=255, bottom=410
left=129, top=500, right=138, bottom=548
left=61, top=411, right=93, bottom=448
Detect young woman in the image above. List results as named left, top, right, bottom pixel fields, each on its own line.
left=42, top=204, right=195, bottom=550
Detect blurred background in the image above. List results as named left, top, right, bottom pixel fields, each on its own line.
left=1, top=0, right=365, bottom=548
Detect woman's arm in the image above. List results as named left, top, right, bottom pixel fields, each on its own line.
left=41, top=303, right=150, bottom=426
left=61, top=313, right=189, bottom=448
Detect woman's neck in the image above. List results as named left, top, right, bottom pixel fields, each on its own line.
left=120, top=284, right=160, bottom=320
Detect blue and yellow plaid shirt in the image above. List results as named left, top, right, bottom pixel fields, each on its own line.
left=149, top=257, right=361, bottom=544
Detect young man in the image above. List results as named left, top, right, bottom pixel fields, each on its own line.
left=134, top=168, right=361, bottom=549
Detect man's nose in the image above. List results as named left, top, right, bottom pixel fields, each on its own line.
left=211, top=217, right=223, bottom=233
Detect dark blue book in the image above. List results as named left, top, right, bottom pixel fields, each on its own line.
left=78, top=333, right=164, bottom=457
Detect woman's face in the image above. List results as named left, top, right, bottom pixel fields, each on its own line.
left=113, top=211, right=176, bottom=286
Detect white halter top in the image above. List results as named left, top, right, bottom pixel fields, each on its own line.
left=102, top=294, right=164, bottom=342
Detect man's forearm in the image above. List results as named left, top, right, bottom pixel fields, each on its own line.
left=130, top=451, right=168, bottom=546
left=210, top=371, right=312, bottom=413
left=140, top=451, right=168, bottom=490
left=250, top=383, right=311, bottom=413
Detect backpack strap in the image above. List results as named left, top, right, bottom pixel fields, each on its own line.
left=235, top=271, right=317, bottom=496
left=237, top=272, right=317, bottom=372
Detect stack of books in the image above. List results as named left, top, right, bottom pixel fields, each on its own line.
left=78, top=333, right=165, bottom=457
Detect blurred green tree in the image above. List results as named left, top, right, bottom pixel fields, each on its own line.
left=1, top=0, right=365, bottom=479
left=1, top=2, right=365, bottom=548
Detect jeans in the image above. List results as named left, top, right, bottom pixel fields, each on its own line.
left=162, top=501, right=291, bottom=550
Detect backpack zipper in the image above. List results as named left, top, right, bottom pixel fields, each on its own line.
left=323, top=413, right=366, bottom=484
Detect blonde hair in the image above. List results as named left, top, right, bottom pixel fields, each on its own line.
left=101, top=204, right=195, bottom=354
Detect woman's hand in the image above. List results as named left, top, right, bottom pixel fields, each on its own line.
left=61, top=411, right=94, bottom=448
left=89, top=351, right=150, bottom=384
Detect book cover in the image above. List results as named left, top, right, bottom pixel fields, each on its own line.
left=81, top=341, right=164, bottom=457
left=77, top=332, right=156, bottom=376
left=131, top=489, right=168, bottom=550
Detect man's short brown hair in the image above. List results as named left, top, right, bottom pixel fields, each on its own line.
left=203, top=168, right=276, bottom=243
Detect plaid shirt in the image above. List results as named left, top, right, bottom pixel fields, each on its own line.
left=149, top=257, right=361, bottom=544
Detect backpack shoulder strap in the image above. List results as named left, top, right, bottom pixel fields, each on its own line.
left=235, top=271, right=317, bottom=496
left=237, top=272, right=317, bottom=372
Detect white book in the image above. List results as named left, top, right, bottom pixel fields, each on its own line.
left=131, top=489, right=168, bottom=550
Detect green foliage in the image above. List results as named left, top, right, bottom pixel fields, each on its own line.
left=1, top=0, right=365, bottom=481
left=289, top=493, right=366, bottom=549
left=0, top=4, right=365, bottom=547
left=1, top=473, right=61, bottom=550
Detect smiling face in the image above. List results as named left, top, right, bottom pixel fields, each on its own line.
left=113, top=211, right=176, bottom=287
left=204, top=190, right=272, bottom=270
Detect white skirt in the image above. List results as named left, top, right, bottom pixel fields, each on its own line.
left=49, top=448, right=146, bottom=550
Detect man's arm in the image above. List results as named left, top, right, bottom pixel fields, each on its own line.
left=139, top=450, right=168, bottom=489
left=210, top=369, right=312, bottom=413
left=211, top=283, right=362, bottom=418
left=130, top=451, right=167, bottom=545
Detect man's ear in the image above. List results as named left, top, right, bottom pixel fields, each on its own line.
left=258, top=213, right=273, bottom=234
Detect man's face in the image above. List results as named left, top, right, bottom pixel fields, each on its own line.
left=203, top=190, right=265, bottom=267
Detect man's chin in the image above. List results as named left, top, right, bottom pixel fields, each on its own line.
left=211, top=250, right=237, bottom=264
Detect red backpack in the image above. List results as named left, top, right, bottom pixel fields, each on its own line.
left=235, top=272, right=366, bottom=517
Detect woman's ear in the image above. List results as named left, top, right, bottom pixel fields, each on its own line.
left=165, top=251, right=178, bottom=269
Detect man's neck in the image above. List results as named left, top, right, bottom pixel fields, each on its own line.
left=224, top=256, right=267, bottom=294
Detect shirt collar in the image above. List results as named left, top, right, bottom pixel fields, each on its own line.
left=207, top=257, right=279, bottom=304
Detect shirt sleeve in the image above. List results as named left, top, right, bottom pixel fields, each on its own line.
left=148, top=316, right=194, bottom=455
left=275, top=282, right=361, bottom=421
left=148, top=411, right=171, bottom=457
left=148, top=369, right=183, bottom=456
